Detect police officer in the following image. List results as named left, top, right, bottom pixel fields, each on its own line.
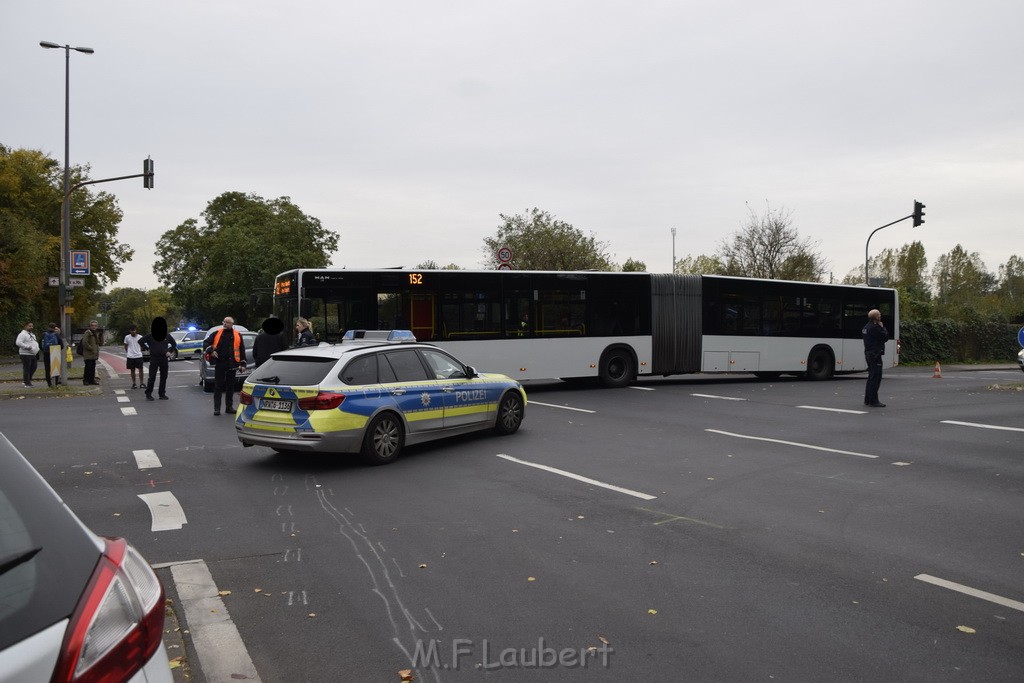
left=204, top=316, right=247, bottom=416
left=862, top=309, right=888, bottom=407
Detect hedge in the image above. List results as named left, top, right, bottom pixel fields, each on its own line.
left=899, top=317, right=1020, bottom=364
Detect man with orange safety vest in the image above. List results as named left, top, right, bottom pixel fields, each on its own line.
left=203, top=316, right=248, bottom=416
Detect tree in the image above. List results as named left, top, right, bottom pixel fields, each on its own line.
left=481, top=208, right=614, bottom=270
left=844, top=241, right=933, bottom=319
left=718, top=203, right=828, bottom=281
left=675, top=254, right=727, bottom=275
left=996, top=254, right=1024, bottom=321
left=0, top=145, right=135, bottom=340
left=621, top=258, right=646, bottom=272
left=415, top=260, right=462, bottom=270
left=154, top=192, right=339, bottom=327
left=932, top=245, right=996, bottom=315
left=103, top=286, right=180, bottom=336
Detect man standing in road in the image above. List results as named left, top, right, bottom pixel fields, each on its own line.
left=123, top=324, right=145, bottom=389
left=863, top=308, right=889, bottom=408
left=253, top=316, right=288, bottom=368
left=139, top=317, right=177, bottom=401
left=81, top=320, right=102, bottom=385
left=204, top=316, right=247, bottom=416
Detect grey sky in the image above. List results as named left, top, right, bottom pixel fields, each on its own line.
left=4, top=0, right=1021, bottom=290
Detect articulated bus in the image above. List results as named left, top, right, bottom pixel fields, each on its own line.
left=273, top=269, right=898, bottom=387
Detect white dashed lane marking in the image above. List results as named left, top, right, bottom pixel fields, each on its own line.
left=940, top=420, right=1024, bottom=433
left=915, top=574, right=1024, bottom=612
left=705, top=429, right=879, bottom=459
left=529, top=401, right=596, bottom=414
left=137, top=491, right=188, bottom=531
left=497, top=454, right=657, bottom=500
left=132, top=449, right=162, bottom=469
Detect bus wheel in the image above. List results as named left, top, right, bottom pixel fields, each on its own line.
left=360, top=412, right=404, bottom=465
left=599, top=347, right=635, bottom=388
left=805, top=347, right=835, bottom=381
left=495, top=391, right=525, bottom=435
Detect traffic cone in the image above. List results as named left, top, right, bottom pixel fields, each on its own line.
left=932, top=361, right=943, bottom=378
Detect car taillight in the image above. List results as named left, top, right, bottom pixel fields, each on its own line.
left=298, top=391, right=346, bottom=410
left=239, top=389, right=253, bottom=405
left=51, top=538, right=165, bottom=683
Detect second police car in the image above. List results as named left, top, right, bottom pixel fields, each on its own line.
left=234, top=330, right=527, bottom=465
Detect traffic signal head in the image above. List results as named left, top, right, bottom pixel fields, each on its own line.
left=913, top=200, right=925, bottom=227
left=143, top=157, right=154, bottom=189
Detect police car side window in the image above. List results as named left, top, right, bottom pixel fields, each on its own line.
left=420, top=350, right=465, bottom=380
left=382, top=350, right=430, bottom=382
left=341, top=355, right=377, bottom=385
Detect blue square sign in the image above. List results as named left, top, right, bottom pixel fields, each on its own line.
left=70, top=250, right=90, bottom=275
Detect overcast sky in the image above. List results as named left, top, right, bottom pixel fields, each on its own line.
left=4, top=0, right=1021, bottom=290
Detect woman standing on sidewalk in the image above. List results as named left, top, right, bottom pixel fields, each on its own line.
left=15, top=322, right=39, bottom=388
left=41, top=323, right=65, bottom=386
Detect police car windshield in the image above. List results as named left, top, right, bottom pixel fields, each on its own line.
left=253, top=356, right=336, bottom=386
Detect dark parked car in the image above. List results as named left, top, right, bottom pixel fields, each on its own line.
left=199, top=327, right=257, bottom=392
left=0, top=432, right=171, bottom=682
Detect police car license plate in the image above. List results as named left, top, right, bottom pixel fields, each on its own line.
left=260, top=399, right=292, bottom=412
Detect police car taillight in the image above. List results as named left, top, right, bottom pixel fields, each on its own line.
left=298, top=392, right=346, bottom=410
left=239, top=389, right=253, bottom=405
left=51, top=538, right=165, bottom=683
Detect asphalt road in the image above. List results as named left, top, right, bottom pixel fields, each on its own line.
left=2, top=356, right=1022, bottom=681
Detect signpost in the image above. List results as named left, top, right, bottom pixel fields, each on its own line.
left=497, top=245, right=513, bottom=269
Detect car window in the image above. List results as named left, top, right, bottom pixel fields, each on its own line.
left=0, top=439, right=101, bottom=650
left=419, top=349, right=467, bottom=379
left=250, top=356, right=337, bottom=385
left=340, top=355, right=378, bottom=385
left=381, top=350, right=430, bottom=382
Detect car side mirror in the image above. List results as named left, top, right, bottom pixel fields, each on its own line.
left=465, top=365, right=478, bottom=379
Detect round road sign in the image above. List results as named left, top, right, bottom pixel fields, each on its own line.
left=497, top=246, right=513, bottom=263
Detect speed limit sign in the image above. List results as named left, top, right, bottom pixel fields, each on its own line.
left=497, top=246, right=513, bottom=264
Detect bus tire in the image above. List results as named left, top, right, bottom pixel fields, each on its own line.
left=805, top=346, right=835, bottom=381
left=598, top=346, right=635, bottom=388
left=360, top=412, right=404, bottom=465
left=494, top=391, right=525, bottom=435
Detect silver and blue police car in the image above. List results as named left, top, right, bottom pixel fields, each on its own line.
left=234, top=330, right=527, bottom=465
left=169, top=328, right=207, bottom=361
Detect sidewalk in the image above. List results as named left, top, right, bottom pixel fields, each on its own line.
left=0, top=353, right=113, bottom=400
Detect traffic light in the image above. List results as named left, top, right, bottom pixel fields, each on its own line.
left=912, top=200, right=925, bottom=227
left=143, top=157, right=154, bottom=189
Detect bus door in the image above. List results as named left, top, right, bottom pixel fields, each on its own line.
left=408, top=293, right=436, bottom=341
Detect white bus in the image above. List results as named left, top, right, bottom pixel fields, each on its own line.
left=273, top=269, right=898, bottom=387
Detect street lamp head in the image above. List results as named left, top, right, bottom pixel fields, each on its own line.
left=39, top=41, right=94, bottom=53
left=74, top=47, right=95, bottom=54
left=39, top=41, right=61, bottom=49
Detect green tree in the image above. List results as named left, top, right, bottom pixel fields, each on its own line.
left=415, top=260, right=462, bottom=270
left=718, top=203, right=828, bottom=281
left=845, top=241, right=933, bottom=319
left=932, top=245, right=996, bottom=315
left=621, top=258, right=646, bottom=272
left=104, top=286, right=180, bottom=336
left=154, top=192, right=339, bottom=327
left=675, top=254, right=727, bottom=275
left=481, top=208, right=614, bottom=270
left=0, top=145, right=134, bottom=338
left=996, top=254, right=1024, bottom=321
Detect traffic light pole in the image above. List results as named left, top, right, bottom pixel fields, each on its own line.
left=864, top=200, right=925, bottom=286
left=59, top=162, right=154, bottom=384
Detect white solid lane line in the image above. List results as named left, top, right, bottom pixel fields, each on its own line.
left=798, top=405, right=867, bottom=414
left=691, top=394, right=747, bottom=401
left=529, top=401, right=596, bottom=414
left=137, top=491, right=188, bottom=531
left=940, top=420, right=1024, bottom=433
left=170, top=561, right=262, bottom=682
left=705, top=429, right=879, bottom=459
left=133, top=449, right=162, bottom=469
left=915, top=574, right=1024, bottom=613
left=629, top=385, right=656, bottom=391
left=497, top=454, right=657, bottom=500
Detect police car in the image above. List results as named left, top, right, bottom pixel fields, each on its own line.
left=234, top=330, right=527, bottom=465
left=169, top=328, right=207, bottom=361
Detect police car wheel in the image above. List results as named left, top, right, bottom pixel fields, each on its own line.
left=494, top=391, right=524, bottom=435
left=360, top=412, right=404, bottom=465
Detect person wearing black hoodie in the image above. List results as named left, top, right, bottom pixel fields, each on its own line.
left=139, top=317, right=177, bottom=401
left=253, top=317, right=289, bottom=367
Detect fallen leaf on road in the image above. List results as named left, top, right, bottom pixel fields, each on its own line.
left=419, top=564, right=428, bottom=569
left=168, top=657, right=183, bottom=669
left=598, top=635, right=610, bottom=645
left=956, top=625, right=976, bottom=634
left=527, top=576, right=536, bottom=582
left=218, top=590, right=231, bottom=596
left=648, top=609, right=657, bottom=615
left=649, top=560, right=658, bottom=566
left=399, top=669, right=415, bottom=681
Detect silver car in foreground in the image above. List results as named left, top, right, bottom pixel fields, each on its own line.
left=0, top=433, right=171, bottom=683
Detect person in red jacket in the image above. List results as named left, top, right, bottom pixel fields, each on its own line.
left=203, top=316, right=247, bottom=416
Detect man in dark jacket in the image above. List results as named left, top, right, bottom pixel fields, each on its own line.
left=862, top=309, right=889, bottom=408
left=140, top=317, right=177, bottom=401
left=204, top=316, right=247, bottom=416
left=253, top=317, right=289, bottom=368
left=81, top=320, right=102, bottom=385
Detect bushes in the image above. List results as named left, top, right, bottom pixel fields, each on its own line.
left=899, top=315, right=1020, bottom=364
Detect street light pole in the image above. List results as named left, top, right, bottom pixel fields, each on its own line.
left=40, top=40, right=93, bottom=385
left=671, top=227, right=677, bottom=274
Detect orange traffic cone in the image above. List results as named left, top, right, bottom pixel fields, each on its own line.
left=932, top=361, right=943, bottom=378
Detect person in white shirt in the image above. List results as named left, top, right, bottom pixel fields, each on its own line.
left=16, top=322, right=40, bottom=388
left=123, top=324, right=145, bottom=389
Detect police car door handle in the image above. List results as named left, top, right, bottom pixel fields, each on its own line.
left=442, top=387, right=454, bottom=393
left=391, top=388, right=407, bottom=396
